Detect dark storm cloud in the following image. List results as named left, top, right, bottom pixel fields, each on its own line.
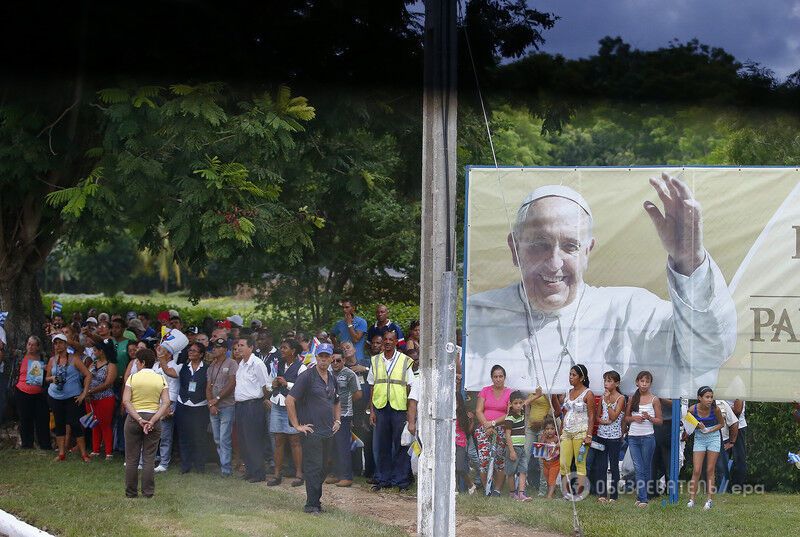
left=532, top=0, right=800, bottom=80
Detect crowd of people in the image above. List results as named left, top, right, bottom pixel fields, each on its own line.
left=468, top=363, right=749, bottom=510
left=0, top=299, right=750, bottom=512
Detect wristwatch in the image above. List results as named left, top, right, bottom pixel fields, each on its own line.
left=347, top=324, right=354, bottom=328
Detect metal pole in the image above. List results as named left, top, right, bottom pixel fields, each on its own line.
left=418, top=0, right=458, bottom=535
left=669, top=399, right=681, bottom=504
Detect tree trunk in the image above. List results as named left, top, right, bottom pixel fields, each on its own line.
left=0, top=268, right=46, bottom=358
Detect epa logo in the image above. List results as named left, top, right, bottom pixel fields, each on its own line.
left=559, top=473, right=590, bottom=502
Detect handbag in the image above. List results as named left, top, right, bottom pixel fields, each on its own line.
left=80, top=403, right=99, bottom=429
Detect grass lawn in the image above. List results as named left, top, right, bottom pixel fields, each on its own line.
left=457, top=487, right=800, bottom=537
left=0, top=449, right=404, bottom=537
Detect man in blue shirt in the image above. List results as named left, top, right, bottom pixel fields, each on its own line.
left=366, top=304, right=405, bottom=350
left=330, top=298, right=368, bottom=363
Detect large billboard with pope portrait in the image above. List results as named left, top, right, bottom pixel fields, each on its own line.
left=463, top=167, right=800, bottom=402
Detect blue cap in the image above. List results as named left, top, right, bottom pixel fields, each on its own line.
left=315, top=343, right=334, bottom=356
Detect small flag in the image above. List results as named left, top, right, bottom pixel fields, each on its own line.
left=350, top=432, right=364, bottom=451
left=682, top=412, right=700, bottom=435
left=309, top=336, right=320, bottom=355
left=0, top=311, right=7, bottom=327
left=531, top=442, right=557, bottom=459
left=51, top=301, right=63, bottom=314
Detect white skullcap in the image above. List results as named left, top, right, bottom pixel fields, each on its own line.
left=519, top=185, right=592, bottom=220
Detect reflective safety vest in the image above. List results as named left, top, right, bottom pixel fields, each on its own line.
left=371, top=350, right=412, bottom=411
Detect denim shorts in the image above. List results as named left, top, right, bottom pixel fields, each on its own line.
left=269, top=405, right=299, bottom=435
left=693, top=429, right=721, bottom=452
left=505, top=445, right=529, bottom=476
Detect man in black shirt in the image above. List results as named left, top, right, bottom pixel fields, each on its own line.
left=287, top=343, right=341, bottom=514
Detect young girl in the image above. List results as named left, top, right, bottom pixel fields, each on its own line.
left=558, top=364, right=595, bottom=498
left=539, top=416, right=561, bottom=499
left=624, top=370, right=662, bottom=508
left=687, top=386, right=724, bottom=510
left=455, top=391, right=476, bottom=494
left=595, top=370, right=625, bottom=503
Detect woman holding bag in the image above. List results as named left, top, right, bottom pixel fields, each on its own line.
left=46, top=333, right=92, bottom=461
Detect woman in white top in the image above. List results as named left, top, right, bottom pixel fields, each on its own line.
left=556, top=364, right=595, bottom=497
left=624, top=371, right=663, bottom=508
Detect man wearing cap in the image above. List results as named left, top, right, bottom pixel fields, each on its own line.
left=368, top=330, right=414, bottom=491
left=206, top=337, right=238, bottom=476
left=234, top=335, right=271, bottom=482
left=465, top=174, right=737, bottom=397
left=227, top=315, right=244, bottom=342
left=287, top=343, right=341, bottom=514
left=168, top=310, right=182, bottom=330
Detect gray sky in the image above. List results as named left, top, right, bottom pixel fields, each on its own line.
left=531, top=0, right=800, bottom=80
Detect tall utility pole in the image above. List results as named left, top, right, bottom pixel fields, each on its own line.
left=418, top=0, right=458, bottom=536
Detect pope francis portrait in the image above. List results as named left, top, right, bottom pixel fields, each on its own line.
left=464, top=173, right=737, bottom=397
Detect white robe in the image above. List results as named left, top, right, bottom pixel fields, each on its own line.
left=464, top=253, right=737, bottom=398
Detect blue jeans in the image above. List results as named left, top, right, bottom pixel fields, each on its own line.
left=210, top=405, right=235, bottom=475
left=593, top=437, right=623, bottom=499
left=628, top=434, right=655, bottom=503
left=158, top=403, right=176, bottom=468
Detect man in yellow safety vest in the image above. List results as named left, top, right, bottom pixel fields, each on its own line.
left=368, top=330, right=414, bottom=491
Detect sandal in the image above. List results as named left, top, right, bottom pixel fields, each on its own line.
left=266, top=477, right=282, bottom=486
left=291, top=477, right=305, bottom=487
left=82, top=454, right=91, bottom=463
left=55, top=453, right=66, bottom=461
left=105, top=454, right=113, bottom=461
left=597, top=497, right=608, bottom=503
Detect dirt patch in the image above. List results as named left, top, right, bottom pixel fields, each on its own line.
left=270, top=481, right=565, bottom=537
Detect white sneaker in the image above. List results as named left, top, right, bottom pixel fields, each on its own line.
left=687, top=499, right=695, bottom=508
left=137, top=464, right=143, bottom=470
left=468, top=484, right=477, bottom=495
left=703, top=499, right=713, bottom=510
left=154, top=465, right=167, bottom=473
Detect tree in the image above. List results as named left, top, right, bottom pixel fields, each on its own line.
left=0, top=82, right=314, bottom=352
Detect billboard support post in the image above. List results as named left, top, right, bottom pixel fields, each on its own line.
left=418, top=0, right=458, bottom=535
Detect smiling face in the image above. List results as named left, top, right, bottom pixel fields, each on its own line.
left=510, top=197, right=594, bottom=312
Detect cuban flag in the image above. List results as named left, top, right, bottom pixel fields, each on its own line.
left=51, top=301, right=63, bottom=314
left=309, top=336, right=320, bottom=355
left=0, top=311, right=7, bottom=327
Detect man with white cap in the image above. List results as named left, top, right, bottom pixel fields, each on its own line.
left=287, top=342, right=341, bottom=514
left=465, top=174, right=737, bottom=398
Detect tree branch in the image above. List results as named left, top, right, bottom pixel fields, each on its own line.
left=37, top=99, right=80, bottom=156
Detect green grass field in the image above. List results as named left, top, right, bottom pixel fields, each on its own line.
left=3, top=446, right=799, bottom=537
left=0, top=449, right=404, bottom=537
left=457, top=486, right=800, bottom=537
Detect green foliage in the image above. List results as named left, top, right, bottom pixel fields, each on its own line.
left=744, top=402, right=800, bottom=492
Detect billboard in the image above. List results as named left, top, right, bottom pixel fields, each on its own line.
left=463, top=166, right=800, bottom=402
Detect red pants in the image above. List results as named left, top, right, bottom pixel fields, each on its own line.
left=87, top=396, right=115, bottom=456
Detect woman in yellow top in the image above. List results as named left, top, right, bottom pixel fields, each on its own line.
left=524, top=386, right=551, bottom=496
left=122, top=348, right=170, bottom=498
